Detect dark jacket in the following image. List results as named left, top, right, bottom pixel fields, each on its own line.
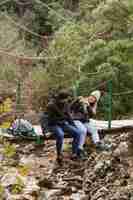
left=47, top=99, right=73, bottom=126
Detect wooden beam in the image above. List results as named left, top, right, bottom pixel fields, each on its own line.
left=1, top=125, right=133, bottom=142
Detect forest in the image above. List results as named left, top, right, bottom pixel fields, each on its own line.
left=0, top=0, right=133, bottom=118
left=1, top=1, right=133, bottom=200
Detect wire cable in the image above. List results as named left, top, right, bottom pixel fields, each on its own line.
left=0, top=0, right=11, bottom=6
left=2, top=12, right=70, bottom=40
left=113, top=90, right=133, bottom=96
left=0, top=48, right=63, bottom=60
left=3, top=13, right=44, bottom=39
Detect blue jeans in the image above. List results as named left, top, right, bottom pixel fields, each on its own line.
left=49, top=121, right=82, bottom=155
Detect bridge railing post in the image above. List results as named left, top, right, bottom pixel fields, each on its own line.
left=108, top=80, right=112, bottom=129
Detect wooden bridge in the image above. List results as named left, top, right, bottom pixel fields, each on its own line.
left=1, top=120, right=133, bottom=140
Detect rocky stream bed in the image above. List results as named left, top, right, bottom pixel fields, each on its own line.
left=0, top=130, right=133, bottom=200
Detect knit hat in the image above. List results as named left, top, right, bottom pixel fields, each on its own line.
left=90, top=90, right=101, bottom=102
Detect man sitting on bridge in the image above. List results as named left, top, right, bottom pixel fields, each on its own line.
left=46, top=89, right=87, bottom=164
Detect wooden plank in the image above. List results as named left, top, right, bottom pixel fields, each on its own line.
left=1, top=120, right=133, bottom=140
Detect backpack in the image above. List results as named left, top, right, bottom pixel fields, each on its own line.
left=8, top=119, right=36, bottom=137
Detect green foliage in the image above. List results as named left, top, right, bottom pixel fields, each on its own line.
left=0, top=63, right=17, bottom=83
left=3, top=142, right=16, bottom=158
left=43, top=0, right=133, bottom=118
left=46, top=22, right=89, bottom=88
left=0, top=184, right=5, bottom=198
left=11, top=176, right=24, bottom=194
left=30, top=67, right=50, bottom=111
left=1, top=0, right=133, bottom=118
left=18, top=164, right=31, bottom=176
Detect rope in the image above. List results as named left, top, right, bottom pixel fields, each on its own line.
left=89, top=80, right=109, bottom=93
left=14, top=0, right=68, bottom=22
left=113, top=90, right=133, bottom=96
left=0, top=48, right=63, bottom=60
left=3, top=13, right=44, bottom=39
left=1, top=4, right=99, bottom=42
left=90, top=80, right=133, bottom=96
left=2, top=12, right=75, bottom=41
left=86, top=70, right=114, bottom=76
left=0, top=0, right=11, bottom=6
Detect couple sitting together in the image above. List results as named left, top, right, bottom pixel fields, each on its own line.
left=44, top=89, right=110, bottom=163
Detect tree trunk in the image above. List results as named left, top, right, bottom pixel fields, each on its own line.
left=16, top=0, right=32, bottom=17
left=64, top=0, right=79, bottom=11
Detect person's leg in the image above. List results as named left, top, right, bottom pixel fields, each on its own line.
left=62, top=121, right=83, bottom=156
left=50, top=125, right=64, bottom=160
left=85, top=120, right=111, bottom=151
left=84, top=119, right=100, bottom=144
left=74, top=120, right=87, bottom=149
left=39, top=112, right=49, bottom=136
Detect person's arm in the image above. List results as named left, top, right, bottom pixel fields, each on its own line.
left=87, top=104, right=94, bottom=118
left=89, top=103, right=97, bottom=115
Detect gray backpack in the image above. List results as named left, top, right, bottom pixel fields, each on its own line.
left=8, top=119, right=36, bottom=137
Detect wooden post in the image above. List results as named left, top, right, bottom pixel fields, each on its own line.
left=16, top=79, right=21, bottom=113
left=73, top=80, right=80, bottom=97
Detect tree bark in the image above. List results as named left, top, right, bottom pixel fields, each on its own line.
left=64, top=0, right=79, bottom=11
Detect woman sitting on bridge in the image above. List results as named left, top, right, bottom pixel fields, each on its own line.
left=71, top=90, right=110, bottom=151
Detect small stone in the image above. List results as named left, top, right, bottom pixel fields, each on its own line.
left=94, top=161, right=104, bottom=173
left=114, top=179, right=120, bottom=186
left=38, top=177, right=54, bottom=188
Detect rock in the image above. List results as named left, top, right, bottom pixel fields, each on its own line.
left=94, top=161, right=104, bottom=174
left=70, top=193, right=83, bottom=200
left=19, top=155, right=36, bottom=166
left=113, top=142, right=128, bottom=158
left=60, top=186, right=73, bottom=196
left=41, top=189, right=61, bottom=200
left=38, top=177, right=54, bottom=188
left=113, top=148, right=121, bottom=157
left=0, top=188, right=10, bottom=200
left=1, top=170, right=40, bottom=198
left=114, top=179, right=121, bottom=186
left=21, top=194, right=33, bottom=199
left=71, top=187, right=77, bottom=193
left=94, top=160, right=111, bottom=178
left=91, top=187, right=108, bottom=200
left=1, top=171, right=19, bottom=187
left=23, top=176, right=40, bottom=194
left=38, top=191, right=48, bottom=200
left=0, top=153, right=4, bottom=162
left=19, top=144, right=35, bottom=155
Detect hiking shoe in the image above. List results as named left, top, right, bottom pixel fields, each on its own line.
left=56, top=154, right=63, bottom=165
left=77, top=149, right=88, bottom=161
left=96, top=142, right=111, bottom=151
left=71, top=153, right=79, bottom=161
